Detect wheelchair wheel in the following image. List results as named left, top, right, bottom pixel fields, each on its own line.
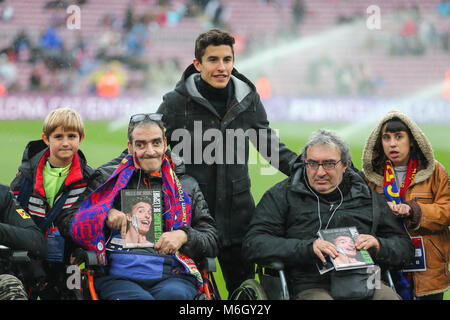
left=230, top=279, right=268, bottom=300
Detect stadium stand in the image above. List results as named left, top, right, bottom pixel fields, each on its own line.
left=0, top=0, right=448, bottom=98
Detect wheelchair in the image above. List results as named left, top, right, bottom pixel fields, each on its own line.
left=4, top=243, right=84, bottom=299
left=0, top=245, right=49, bottom=299
left=230, top=262, right=289, bottom=300
left=70, top=248, right=221, bottom=300
left=0, top=245, right=31, bottom=266
left=230, top=261, right=397, bottom=300
left=0, top=245, right=32, bottom=282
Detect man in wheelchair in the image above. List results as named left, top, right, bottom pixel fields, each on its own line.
left=243, top=129, right=415, bottom=300
left=70, top=113, right=218, bottom=300
left=0, top=183, right=47, bottom=300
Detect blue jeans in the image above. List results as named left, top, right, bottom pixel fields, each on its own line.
left=94, top=275, right=198, bottom=300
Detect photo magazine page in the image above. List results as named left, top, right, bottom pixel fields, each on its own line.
left=120, top=189, right=163, bottom=249
left=317, top=226, right=374, bottom=271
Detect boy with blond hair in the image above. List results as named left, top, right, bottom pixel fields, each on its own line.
left=10, top=107, right=94, bottom=299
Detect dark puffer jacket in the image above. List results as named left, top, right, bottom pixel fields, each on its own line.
left=88, top=150, right=218, bottom=263
left=157, top=64, right=297, bottom=247
left=243, top=156, right=414, bottom=296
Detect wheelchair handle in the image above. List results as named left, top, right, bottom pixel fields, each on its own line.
left=265, top=261, right=285, bottom=271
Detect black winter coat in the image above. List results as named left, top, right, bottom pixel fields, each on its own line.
left=89, top=150, right=218, bottom=263
left=243, top=157, right=415, bottom=296
left=157, top=64, right=297, bottom=247
left=0, top=183, right=46, bottom=258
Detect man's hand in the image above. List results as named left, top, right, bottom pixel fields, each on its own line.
left=106, top=208, right=127, bottom=240
left=313, top=238, right=339, bottom=263
left=154, top=230, right=188, bottom=255
left=355, top=234, right=380, bottom=256
left=387, top=201, right=411, bottom=217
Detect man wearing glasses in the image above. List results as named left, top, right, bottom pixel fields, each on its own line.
left=70, top=114, right=218, bottom=300
left=243, top=129, right=414, bottom=300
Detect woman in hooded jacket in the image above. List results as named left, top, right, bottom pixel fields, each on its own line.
left=362, top=110, right=449, bottom=300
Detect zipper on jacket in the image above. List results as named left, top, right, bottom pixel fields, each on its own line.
left=186, top=96, right=221, bottom=123
left=220, top=101, right=239, bottom=124
left=413, top=197, right=433, bottom=201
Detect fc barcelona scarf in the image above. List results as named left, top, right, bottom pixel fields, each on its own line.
left=383, top=154, right=417, bottom=204
left=382, top=154, right=418, bottom=300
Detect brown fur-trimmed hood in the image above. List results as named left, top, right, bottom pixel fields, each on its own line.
left=362, top=110, right=435, bottom=186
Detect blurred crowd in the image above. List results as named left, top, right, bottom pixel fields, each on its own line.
left=305, top=1, right=450, bottom=96
left=0, top=0, right=448, bottom=98
left=0, top=0, right=238, bottom=96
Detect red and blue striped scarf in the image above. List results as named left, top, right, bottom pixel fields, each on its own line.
left=382, top=154, right=418, bottom=300
left=383, top=154, right=417, bottom=204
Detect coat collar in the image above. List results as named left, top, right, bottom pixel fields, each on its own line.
left=179, top=63, right=254, bottom=120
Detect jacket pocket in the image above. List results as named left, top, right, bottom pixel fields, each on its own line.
left=232, top=176, right=251, bottom=195
left=411, top=191, right=433, bottom=204
left=427, top=238, right=447, bottom=272
left=230, top=176, right=255, bottom=237
left=231, top=176, right=255, bottom=214
left=109, top=251, right=172, bottom=280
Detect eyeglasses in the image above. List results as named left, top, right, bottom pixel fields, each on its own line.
left=305, top=160, right=342, bottom=171
left=129, top=113, right=163, bottom=124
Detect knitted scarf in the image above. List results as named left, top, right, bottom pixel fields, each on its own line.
left=382, top=154, right=418, bottom=300
left=383, top=154, right=417, bottom=204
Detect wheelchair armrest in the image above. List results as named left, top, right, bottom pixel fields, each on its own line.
left=197, top=257, right=216, bottom=273
left=258, top=261, right=289, bottom=300
left=263, top=261, right=285, bottom=271
left=72, top=248, right=100, bottom=267
left=0, top=246, right=30, bottom=263
left=11, top=251, right=30, bottom=263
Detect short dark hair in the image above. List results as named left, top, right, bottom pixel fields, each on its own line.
left=194, top=28, right=235, bottom=62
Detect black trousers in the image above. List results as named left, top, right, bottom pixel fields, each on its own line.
left=419, top=292, right=445, bottom=300
left=217, top=244, right=255, bottom=298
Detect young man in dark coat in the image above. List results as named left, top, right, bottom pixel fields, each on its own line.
left=243, top=129, right=415, bottom=300
left=157, top=28, right=298, bottom=295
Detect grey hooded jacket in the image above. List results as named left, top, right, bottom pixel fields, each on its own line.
left=157, top=64, right=297, bottom=247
